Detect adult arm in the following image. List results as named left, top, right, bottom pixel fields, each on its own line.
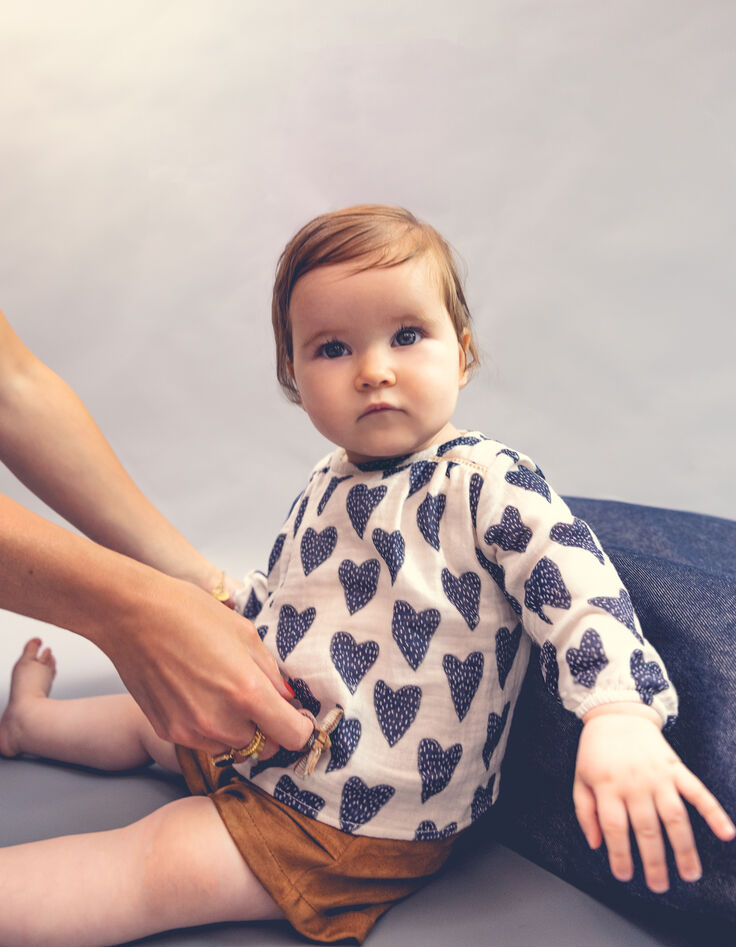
left=0, top=312, right=312, bottom=753
left=0, top=493, right=312, bottom=754
left=0, top=311, right=220, bottom=589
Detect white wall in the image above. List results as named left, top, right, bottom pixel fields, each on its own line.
left=2, top=0, right=734, bottom=595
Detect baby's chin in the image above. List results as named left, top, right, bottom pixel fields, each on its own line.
left=343, top=428, right=460, bottom=465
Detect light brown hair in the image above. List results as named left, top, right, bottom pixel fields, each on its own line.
left=272, top=204, right=479, bottom=403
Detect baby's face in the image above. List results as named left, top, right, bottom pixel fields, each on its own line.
left=288, top=256, right=469, bottom=464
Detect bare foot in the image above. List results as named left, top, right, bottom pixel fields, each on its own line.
left=0, top=638, right=57, bottom=757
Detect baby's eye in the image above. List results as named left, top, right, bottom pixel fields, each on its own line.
left=318, top=339, right=349, bottom=359
left=393, top=326, right=422, bottom=347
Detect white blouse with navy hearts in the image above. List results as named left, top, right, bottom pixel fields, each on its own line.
left=232, top=433, right=678, bottom=841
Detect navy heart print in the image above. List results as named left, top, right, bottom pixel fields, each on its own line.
left=589, top=588, right=642, bottom=642
left=550, top=518, right=604, bottom=564
left=346, top=484, right=387, bottom=538
left=630, top=650, right=669, bottom=704
left=436, top=435, right=481, bottom=455
left=524, top=557, right=571, bottom=624
left=276, top=604, right=315, bottom=659
left=443, top=651, right=484, bottom=721
left=414, top=820, right=457, bottom=840
left=301, top=526, right=338, bottom=576
left=372, top=528, right=405, bottom=584
left=340, top=776, right=395, bottom=833
left=339, top=558, right=380, bottom=614
left=469, top=473, right=483, bottom=528
left=241, top=587, right=262, bottom=620
left=566, top=629, right=609, bottom=688
left=267, top=533, right=286, bottom=575
left=382, top=462, right=412, bottom=480
left=326, top=714, right=362, bottom=772
left=317, top=474, right=352, bottom=515
left=330, top=631, right=379, bottom=694
left=417, top=492, right=446, bottom=550
left=274, top=775, right=325, bottom=819
left=471, top=774, right=496, bottom=823
left=293, top=496, right=309, bottom=536
left=256, top=624, right=268, bottom=641
left=497, top=448, right=519, bottom=462
left=287, top=490, right=304, bottom=518
left=505, top=465, right=551, bottom=502
left=484, top=506, right=532, bottom=553
left=374, top=680, right=422, bottom=746
left=482, top=702, right=510, bottom=769
left=392, top=600, right=441, bottom=670
left=539, top=641, right=562, bottom=702
left=495, top=623, right=522, bottom=688
left=418, top=738, right=463, bottom=803
left=441, top=568, right=481, bottom=630
left=249, top=745, right=303, bottom=778
left=475, top=547, right=522, bottom=615
left=289, top=677, right=321, bottom=717
left=408, top=461, right=438, bottom=497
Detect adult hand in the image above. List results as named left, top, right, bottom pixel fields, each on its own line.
left=574, top=703, right=735, bottom=892
left=0, top=495, right=313, bottom=758
left=97, top=570, right=314, bottom=757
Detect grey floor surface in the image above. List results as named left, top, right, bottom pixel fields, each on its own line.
left=0, top=750, right=717, bottom=947
left=0, top=618, right=727, bottom=947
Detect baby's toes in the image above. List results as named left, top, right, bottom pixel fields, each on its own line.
left=21, top=638, right=42, bottom=661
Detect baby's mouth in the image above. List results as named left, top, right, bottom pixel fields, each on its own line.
left=359, top=403, right=397, bottom=419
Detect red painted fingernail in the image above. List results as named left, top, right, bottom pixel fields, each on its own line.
left=284, top=680, right=296, bottom=698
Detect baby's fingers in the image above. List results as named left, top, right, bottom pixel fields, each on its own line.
left=654, top=786, right=701, bottom=883
left=595, top=790, right=634, bottom=883
left=675, top=768, right=736, bottom=842
left=573, top=778, right=602, bottom=849
left=628, top=797, right=669, bottom=892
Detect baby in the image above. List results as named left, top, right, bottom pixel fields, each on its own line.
left=1, top=205, right=733, bottom=946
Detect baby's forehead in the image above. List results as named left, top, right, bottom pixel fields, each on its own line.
left=291, top=257, right=443, bottom=320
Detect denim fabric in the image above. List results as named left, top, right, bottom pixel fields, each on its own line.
left=492, top=497, right=736, bottom=927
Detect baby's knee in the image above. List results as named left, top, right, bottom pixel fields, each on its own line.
left=136, top=798, right=220, bottom=916
left=136, top=796, right=278, bottom=927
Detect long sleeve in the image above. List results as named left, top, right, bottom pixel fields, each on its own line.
left=471, top=446, right=678, bottom=725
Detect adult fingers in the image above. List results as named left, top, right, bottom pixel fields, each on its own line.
left=230, top=612, right=294, bottom=701
left=627, top=796, right=669, bottom=892
left=675, top=767, right=736, bottom=843
left=217, top=660, right=313, bottom=752
left=573, top=778, right=602, bottom=849
left=595, top=789, right=634, bottom=883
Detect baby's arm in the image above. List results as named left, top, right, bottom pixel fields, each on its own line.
left=574, top=703, right=735, bottom=892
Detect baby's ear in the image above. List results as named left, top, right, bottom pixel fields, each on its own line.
left=287, top=361, right=302, bottom=405
left=458, top=329, right=471, bottom=388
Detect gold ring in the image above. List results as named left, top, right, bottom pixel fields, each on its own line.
left=212, top=748, right=236, bottom=768
left=212, top=726, right=267, bottom=768
left=234, top=726, right=267, bottom=760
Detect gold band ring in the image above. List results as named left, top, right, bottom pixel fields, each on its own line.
left=234, top=726, right=267, bottom=760
left=212, top=726, right=267, bottom=768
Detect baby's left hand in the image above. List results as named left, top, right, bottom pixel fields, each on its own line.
left=574, top=703, right=735, bottom=892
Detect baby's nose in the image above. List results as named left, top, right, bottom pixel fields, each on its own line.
left=355, top=351, right=396, bottom=389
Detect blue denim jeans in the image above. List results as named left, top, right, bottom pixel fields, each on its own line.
left=491, top=497, right=736, bottom=928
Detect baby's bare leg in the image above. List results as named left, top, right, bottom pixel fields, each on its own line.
left=0, top=639, right=179, bottom=771
left=0, top=795, right=283, bottom=946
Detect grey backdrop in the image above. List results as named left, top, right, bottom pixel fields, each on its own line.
left=1, top=0, right=735, bottom=682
